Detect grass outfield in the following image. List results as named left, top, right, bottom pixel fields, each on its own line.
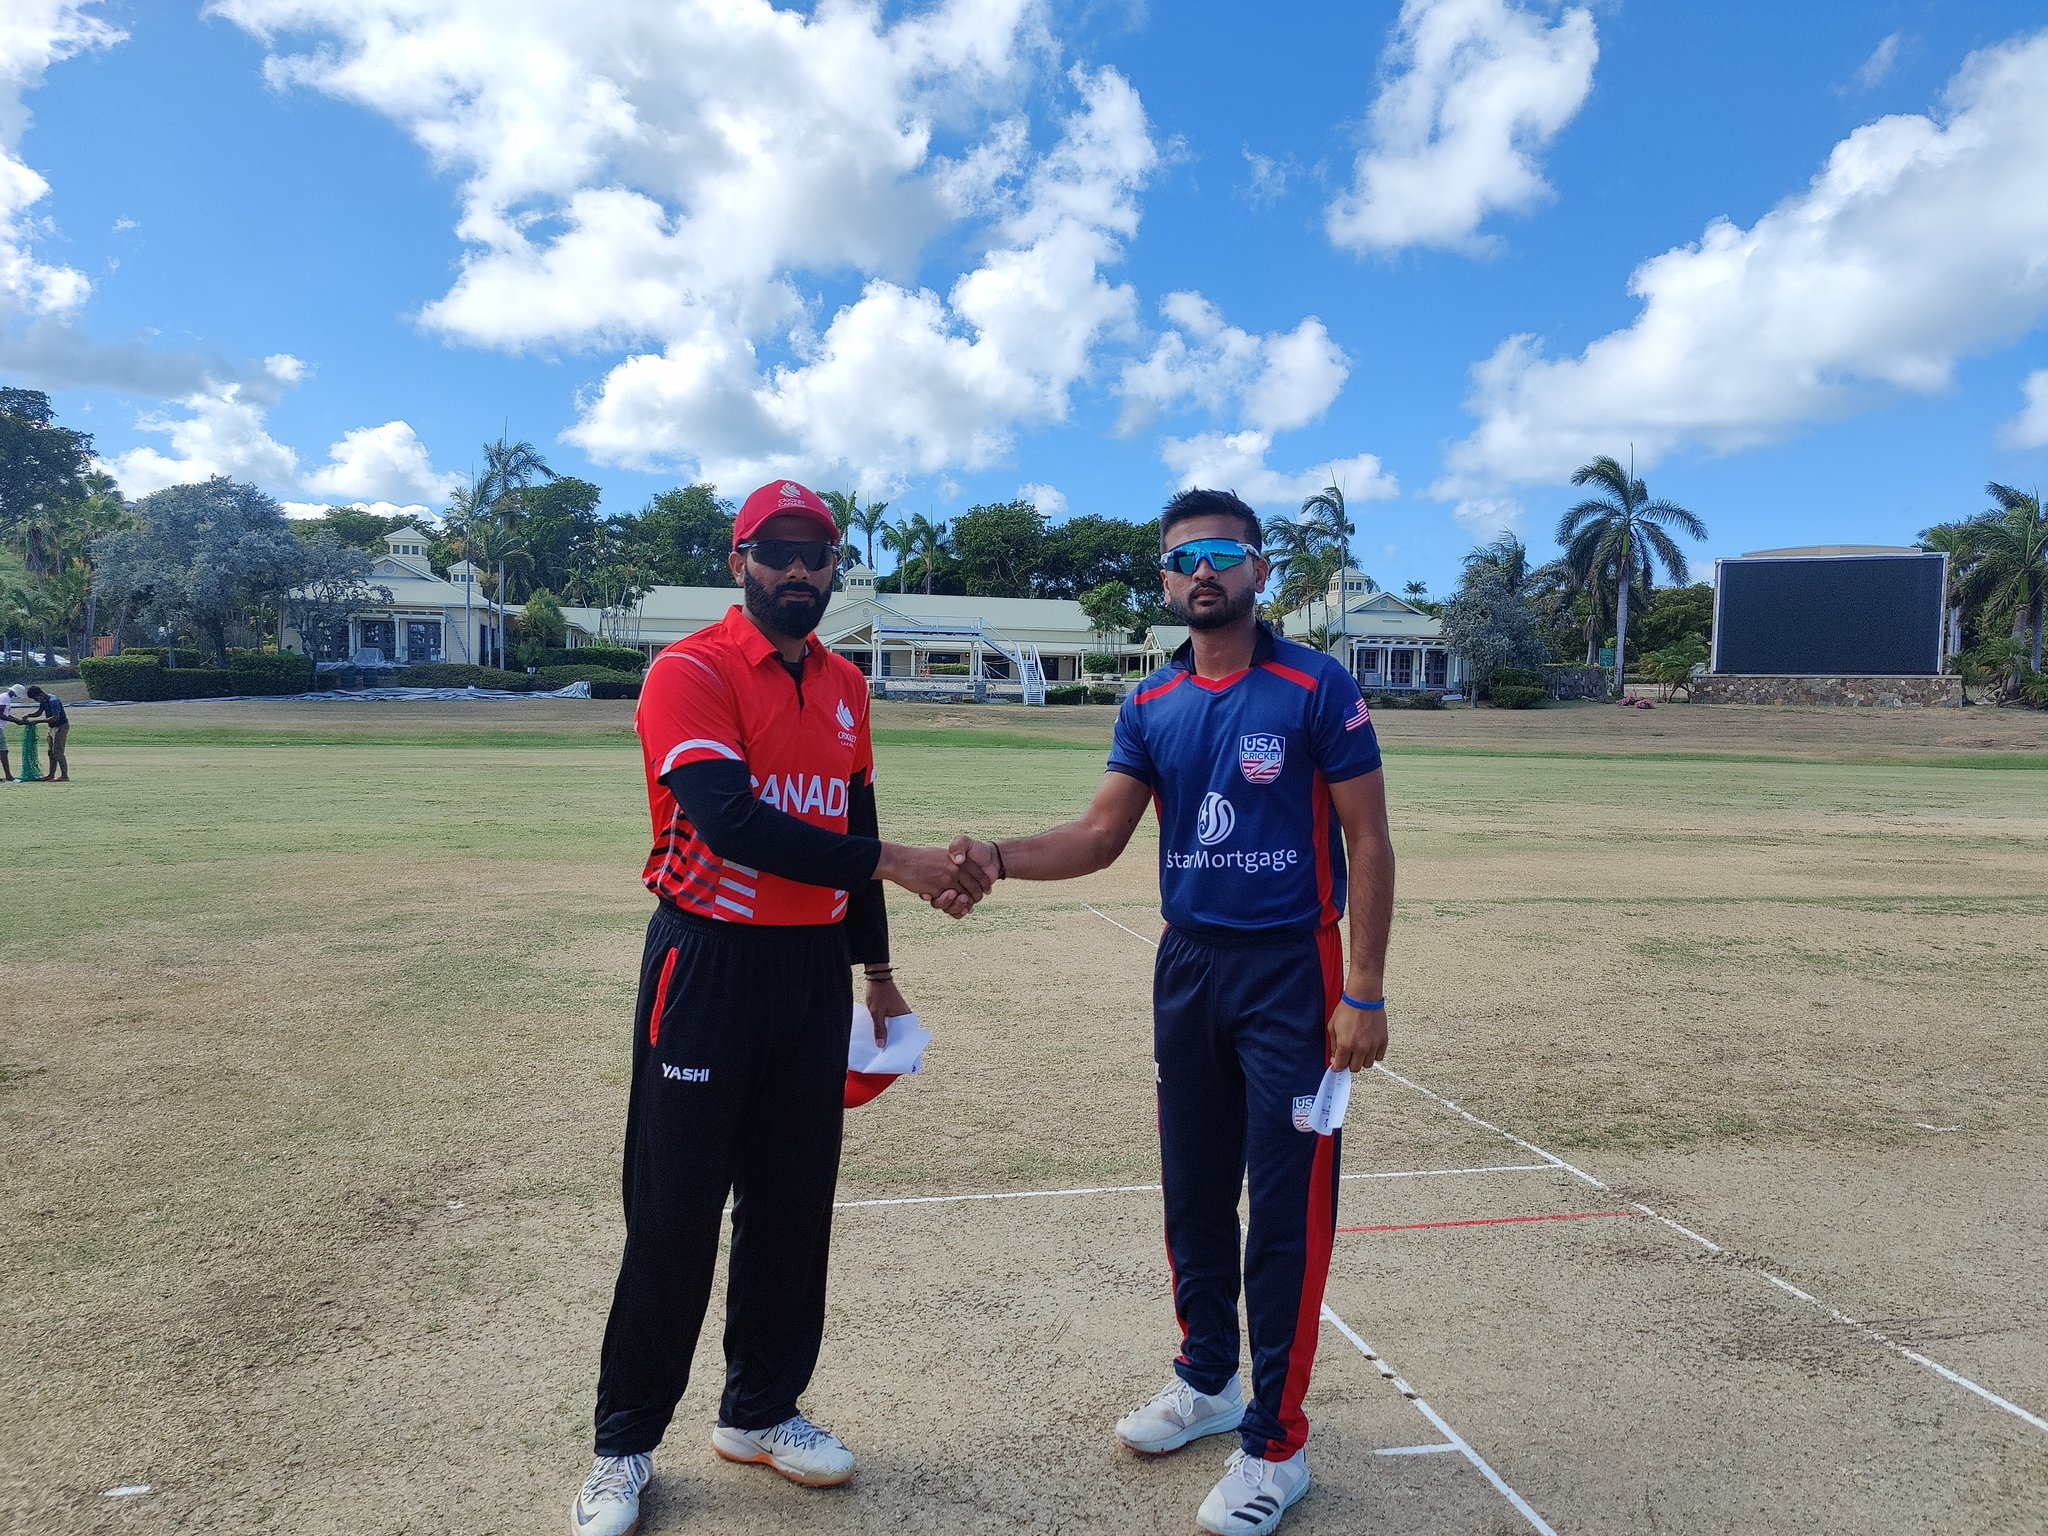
left=3, top=697, right=2046, bottom=1532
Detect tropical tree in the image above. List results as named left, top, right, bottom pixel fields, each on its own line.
left=1972, top=483, right=2048, bottom=673
left=1917, top=518, right=1985, bottom=660
left=820, top=490, right=861, bottom=570
left=1079, top=580, right=1135, bottom=654
left=279, top=533, right=389, bottom=662
left=903, top=513, right=951, bottom=595
left=879, top=519, right=916, bottom=593
left=1402, top=580, right=1429, bottom=603
left=93, top=478, right=305, bottom=665
left=1558, top=455, right=1707, bottom=690
left=1462, top=533, right=1531, bottom=596
left=850, top=499, right=890, bottom=570
left=1441, top=562, right=1544, bottom=706
left=1301, top=481, right=1367, bottom=648
left=474, top=436, right=555, bottom=657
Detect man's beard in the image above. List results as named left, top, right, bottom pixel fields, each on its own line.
left=744, top=569, right=831, bottom=638
left=1167, top=581, right=1257, bottom=632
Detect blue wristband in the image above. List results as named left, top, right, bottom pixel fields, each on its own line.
left=1342, top=993, right=1385, bottom=1012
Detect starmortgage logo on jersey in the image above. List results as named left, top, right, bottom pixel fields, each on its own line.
left=1167, top=791, right=1302, bottom=873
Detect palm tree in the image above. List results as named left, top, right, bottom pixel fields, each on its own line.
left=475, top=437, right=554, bottom=662
left=1301, top=482, right=1362, bottom=652
left=879, top=519, right=916, bottom=594
left=852, top=499, right=890, bottom=569
left=1918, top=518, right=1986, bottom=662
left=1463, top=533, right=1531, bottom=596
left=820, top=490, right=860, bottom=570
left=1973, top=483, right=2048, bottom=673
left=1402, top=580, right=1429, bottom=604
left=1559, top=455, right=1707, bottom=690
left=905, top=513, right=950, bottom=595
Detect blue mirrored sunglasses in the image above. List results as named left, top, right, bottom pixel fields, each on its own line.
left=1160, top=538, right=1260, bottom=576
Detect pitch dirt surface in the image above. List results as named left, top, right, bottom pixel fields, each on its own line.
left=3, top=696, right=2046, bottom=1533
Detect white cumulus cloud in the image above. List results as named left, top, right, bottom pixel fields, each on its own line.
left=301, top=420, right=467, bottom=506
left=1017, top=481, right=1067, bottom=516
left=0, top=2, right=123, bottom=320
left=1118, top=291, right=1349, bottom=437
left=1450, top=495, right=1525, bottom=540
left=565, top=65, right=1157, bottom=492
left=214, top=0, right=1051, bottom=353
left=101, top=376, right=463, bottom=514
left=1158, top=430, right=1396, bottom=514
left=1326, top=0, right=1597, bottom=256
left=1440, top=28, right=2048, bottom=492
left=2001, top=370, right=2048, bottom=451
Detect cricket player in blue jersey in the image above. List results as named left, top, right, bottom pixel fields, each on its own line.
left=946, top=488, right=1394, bottom=1536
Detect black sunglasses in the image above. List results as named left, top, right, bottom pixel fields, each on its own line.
left=1160, top=538, right=1261, bottom=576
left=739, top=539, right=839, bottom=572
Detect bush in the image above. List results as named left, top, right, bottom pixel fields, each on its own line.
left=532, top=644, right=647, bottom=675
left=1488, top=666, right=1543, bottom=691
left=1046, top=683, right=1088, bottom=704
left=1082, top=653, right=1118, bottom=675
left=1372, top=691, right=1401, bottom=712
left=532, top=664, right=641, bottom=699
left=0, top=662, right=80, bottom=687
left=81, top=651, right=315, bottom=701
left=389, top=663, right=531, bottom=691
left=926, top=662, right=969, bottom=676
left=1086, top=685, right=1119, bottom=705
left=1490, top=685, right=1544, bottom=709
left=1410, top=690, right=1446, bottom=710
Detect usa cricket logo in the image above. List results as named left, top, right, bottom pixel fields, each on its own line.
left=1291, top=1095, right=1316, bottom=1133
left=1239, top=732, right=1286, bottom=784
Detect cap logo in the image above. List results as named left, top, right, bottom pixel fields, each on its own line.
left=780, top=482, right=803, bottom=502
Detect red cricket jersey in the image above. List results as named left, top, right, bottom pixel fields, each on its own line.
left=636, top=606, right=876, bottom=925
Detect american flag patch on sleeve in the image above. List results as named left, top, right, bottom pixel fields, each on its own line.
left=1344, top=696, right=1372, bottom=731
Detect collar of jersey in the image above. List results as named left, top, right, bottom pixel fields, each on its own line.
left=721, top=604, right=822, bottom=671
left=1168, top=619, right=1277, bottom=686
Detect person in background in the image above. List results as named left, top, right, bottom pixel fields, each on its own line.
left=22, top=686, right=69, bottom=782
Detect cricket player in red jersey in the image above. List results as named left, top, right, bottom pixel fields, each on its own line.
left=570, top=480, right=987, bottom=1536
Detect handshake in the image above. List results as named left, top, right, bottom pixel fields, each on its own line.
left=876, top=836, right=1002, bottom=918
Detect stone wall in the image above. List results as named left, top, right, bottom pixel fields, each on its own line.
left=1543, top=664, right=1607, bottom=700
left=1694, top=674, right=1962, bottom=708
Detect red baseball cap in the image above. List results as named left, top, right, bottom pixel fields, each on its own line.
left=735, top=479, right=839, bottom=544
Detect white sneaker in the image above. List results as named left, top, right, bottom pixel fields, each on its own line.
left=1198, top=1447, right=1310, bottom=1535
left=711, top=1413, right=856, bottom=1486
left=569, top=1453, right=650, bottom=1536
left=1114, top=1374, right=1246, bottom=1455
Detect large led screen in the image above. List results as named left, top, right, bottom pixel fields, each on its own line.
left=1712, top=553, right=1945, bottom=676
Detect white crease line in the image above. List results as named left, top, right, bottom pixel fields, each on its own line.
left=1374, top=1065, right=2048, bottom=1440
left=1376, top=1443, right=1460, bottom=1457
left=1083, top=903, right=1158, bottom=947
left=1322, top=1304, right=1558, bottom=1536
left=1370, top=1063, right=1608, bottom=1191
left=1080, top=902, right=2048, bottom=1440
left=1914, top=1123, right=1961, bottom=1133
left=836, top=1163, right=1554, bottom=1212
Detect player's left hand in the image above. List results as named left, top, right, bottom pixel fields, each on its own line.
left=1326, top=997, right=1388, bottom=1073
left=865, top=976, right=913, bottom=1044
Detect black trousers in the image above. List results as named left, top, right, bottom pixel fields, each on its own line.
left=592, top=902, right=852, bottom=1456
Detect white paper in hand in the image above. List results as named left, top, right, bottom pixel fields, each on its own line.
left=1305, top=1068, right=1352, bottom=1135
left=847, top=1004, right=931, bottom=1076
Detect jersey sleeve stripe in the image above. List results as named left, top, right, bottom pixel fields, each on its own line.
left=1136, top=672, right=1189, bottom=706
left=660, top=738, right=742, bottom=774
left=1259, top=659, right=1320, bottom=692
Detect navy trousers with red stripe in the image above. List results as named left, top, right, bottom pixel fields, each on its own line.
left=593, top=901, right=851, bottom=1456
left=1155, top=922, right=1342, bottom=1461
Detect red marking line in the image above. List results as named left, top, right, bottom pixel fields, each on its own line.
left=1338, top=1209, right=1636, bottom=1235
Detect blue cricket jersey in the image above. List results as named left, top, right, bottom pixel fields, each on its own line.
left=1107, top=623, right=1382, bottom=938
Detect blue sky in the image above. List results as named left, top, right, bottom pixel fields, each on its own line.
left=4, top=0, right=2046, bottom=594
